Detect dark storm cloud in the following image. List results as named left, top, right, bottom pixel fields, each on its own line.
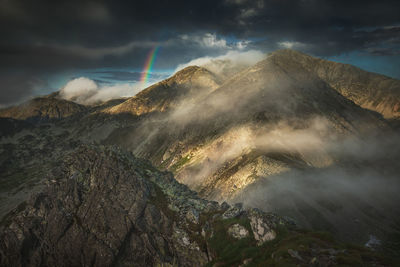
left=0, top=0, right=399, bottom=105
left=0, top=71, right=47, bottom=106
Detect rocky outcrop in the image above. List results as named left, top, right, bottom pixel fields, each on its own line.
left=228, top=224, right=249, bottom=239
left=248, top=209, right=278, bottom=245
left=0, top=145, right=291, bottom=267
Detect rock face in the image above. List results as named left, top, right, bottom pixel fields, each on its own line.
left=0, top=145, right=290, bottom=267
left=248, top=209, right=277, bottom=245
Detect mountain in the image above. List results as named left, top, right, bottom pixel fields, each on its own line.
left=0, top=145, right=388, bottom=266
left=0, top=95, right=87, bottom=122
left=100, top=49, right=392, bottom=198
left=271, top=49, right=400, bottom=119
left=1, top=49, right=399, bottom=263
left=105, top=66, right=220, bottom=116
left=89, top=49, right=398, bottom=246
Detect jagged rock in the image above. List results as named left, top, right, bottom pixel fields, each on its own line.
left=220, top=201, right=230, bottom=210
left=222, top=203, right=243, bottom=219
left=228, top=224, right=249, bottom=239
left=0, top=145, right=294, bottom=266
left=0, top=146, right=210, bottom=267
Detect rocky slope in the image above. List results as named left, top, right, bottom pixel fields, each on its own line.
left=0, top=145, right=390, bottom=266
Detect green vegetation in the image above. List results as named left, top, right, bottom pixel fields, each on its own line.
left=204, top=217, right=392, bottom=267
left=169, top=155, right=191, bottom=173
left=206, top=216, right=256, bottom=266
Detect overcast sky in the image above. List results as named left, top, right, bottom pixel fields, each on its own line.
left=0, top=0, right=399, bottom=106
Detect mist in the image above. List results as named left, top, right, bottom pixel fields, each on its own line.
left=233, top=160, right=400, bottom=244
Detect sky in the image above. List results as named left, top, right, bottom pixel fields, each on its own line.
left=0, top=0, right=399, bottom=106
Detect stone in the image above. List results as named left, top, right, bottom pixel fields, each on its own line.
left=222, top=203, right=243, bottom=219
left=186, top=208, right=200, bottom=224
left=220, top=201, right=230, bottom=210
left=228, top=224, right=249, bottom=239
left=248, top=209, right=277, bottom=245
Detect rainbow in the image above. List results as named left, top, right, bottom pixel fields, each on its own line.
left=140, top=46, right=160, bottom=87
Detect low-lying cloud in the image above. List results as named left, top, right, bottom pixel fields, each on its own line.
left=59, top=77, right=142, bottom=105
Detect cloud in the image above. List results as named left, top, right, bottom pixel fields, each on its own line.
left=175, top=49, right=265, bottom=79
left=1, top=0, right=400, bottom=106
left=0, top=72, right=47, bottom=107
left=177, top=117, right=333, bottom=187
left=179, top=33, right=250, bottom=50
left=199, top=33, right=228, bottom=48
left=59, top=77, right=98, bottom=102
left=59, top=77, right=141, bottom=105
left=278, top=41, right=309, bottom=50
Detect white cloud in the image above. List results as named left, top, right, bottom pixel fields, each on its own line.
left=59, top=77, right=98, bottom=102
left=278, top=41, right=308, bottom=50
left=60, top=77, right=142, bottom=105
left=175, top=50, right=266, bottom=78
left=179, top=33, right=250, bottom=50
left=201, top=33, right=228, bottom=48
left=236, top=40, right=251, bottom=49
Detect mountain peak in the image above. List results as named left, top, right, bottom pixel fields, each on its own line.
left=263, top=49, right=400, bottom=119
left=168, top=65, right=220, bottom=86
left=105, top=65, right=220, bottom=116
